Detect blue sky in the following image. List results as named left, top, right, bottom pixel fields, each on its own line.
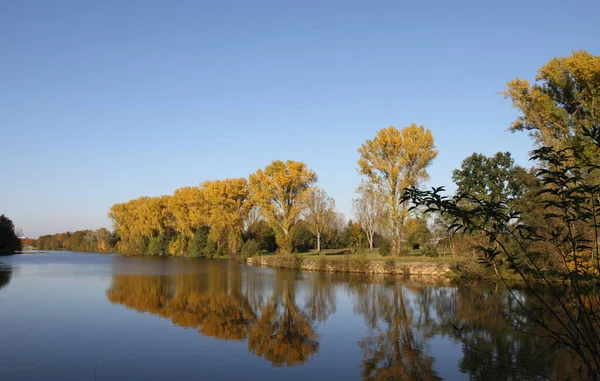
left=2, top=0, right=599, bottom=238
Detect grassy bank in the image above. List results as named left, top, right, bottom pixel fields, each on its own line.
left=247, top=251, right=467, bottom=277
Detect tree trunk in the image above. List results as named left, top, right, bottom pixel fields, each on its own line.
left=316, top=232, right=321, bottom=253
left=367, top=230, right=374, bottom=252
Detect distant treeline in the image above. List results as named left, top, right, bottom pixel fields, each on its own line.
left=34, top=228, right=116, bottom=253
left=28, top=221, right=387, bottom=257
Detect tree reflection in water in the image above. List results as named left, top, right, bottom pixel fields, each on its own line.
left=0, top=264, right=11, bottom=291
left=106, top=263, right=326, bottom=366
left=348, top=278, right=441, bottom=381
left=248, top=271, right=319, bottom=366
left=105, top=260, right=581, bottom=379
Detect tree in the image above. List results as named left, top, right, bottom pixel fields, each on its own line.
left=403, top=128, right=600, bottom=380
left=353, top=181, right=387, bottom=252
left=304, top=187, right=335, bottom=253
left=245, top=220, right=277, bottom=252
left=0, top=215, right=22, bottom=255
left=503, top=50, right=600, bottom=167
left=358, top=125, right=437, bottom=255
left=249, top=160, right=318, bottom=253
left=201, top=178, right=251, bottom=254
left=168, top=187, right=207, bottom=239
left=452, top=152, right=529, bottom=204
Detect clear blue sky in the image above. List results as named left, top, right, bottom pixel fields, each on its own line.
left=2, top=0, right=599, bottom=238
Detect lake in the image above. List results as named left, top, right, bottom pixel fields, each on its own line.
left=0, top=252, right=569, bottom=380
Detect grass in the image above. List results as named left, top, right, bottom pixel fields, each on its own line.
left=257, top=248, right=469, bottom=263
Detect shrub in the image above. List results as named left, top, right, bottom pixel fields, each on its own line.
left=422, top=243, right=438, bottom=257
left=378, top=240, right=391, bottom=257
left=241, top=239, right=260, bottom=259
left=347, top=253, right=370, bottom=273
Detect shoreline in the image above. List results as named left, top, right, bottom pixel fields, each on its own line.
left=246, top=255, right=456, bottom=278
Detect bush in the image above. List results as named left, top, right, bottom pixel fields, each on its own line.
left=422, top=243, right=438, bottom=257
left=347, top=253, right=370, bottom=273
left=241, top=239, right=260, bottom=258
left=378, top=239, right=391, bottom=257
left=276, top=253, right=304, bottom=269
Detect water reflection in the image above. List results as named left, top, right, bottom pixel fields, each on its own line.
left=105, top=257, right=576, bottom=379
left=106, top=260, right=326, bottom=367
left=0, top=263, right=11, bottom=291
left=348, top=280, right=441, bottom=381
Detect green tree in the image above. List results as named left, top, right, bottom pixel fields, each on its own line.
left=0, top=215, right=22, bottom=255
left=452, top=152, right=528, bottom=204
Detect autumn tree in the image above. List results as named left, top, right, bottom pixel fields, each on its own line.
left=358, top=125, right=437, bottom=255
left=201, top=178, right=251, bottom=254
left=168, top=187, right=206, bottom=238
left=503, top=50, right=600, bottom=167
left=304, top=187, right=335, bottom=253
left=249, top=160, right=317, bottom=254
left=353, top=181, right=387, bottom=252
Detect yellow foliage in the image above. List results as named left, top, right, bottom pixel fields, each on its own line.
left=503, top=50, right=600, bottom=164
left=358, top=125, right=437, bottom=255
left=200, top=178, right=251, bottom=254
left=249, top=160, right=318, bottom=253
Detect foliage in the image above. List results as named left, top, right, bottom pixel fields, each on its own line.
left=241, top=239, right=261, bottom=259
left=358, top=124, right=437, bottom=255
left=378, top=239, right=391, bottom=257
left=452, top=152, right=529, bottom=204
left=405, top=217, right=432, bottom=251
left=0, top=215, right=22, bottom=255
left=36, top=228, right=115, bottom=253
left=347, top=221, right=367, bottom=253
left=249, top=160, right=318, bottom=253
left=503, top=50, right=600, bottom=167
left=244, top=220, right=277, bottom=252
left=201, top=178, right=251, bottom=254
left=403, top=127, right=600, bottom=380
left=290, top=220, right=314, bottom=253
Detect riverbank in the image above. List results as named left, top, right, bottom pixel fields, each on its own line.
left=246, top=254, right=460, bottom=278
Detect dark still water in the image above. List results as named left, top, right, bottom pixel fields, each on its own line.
left=0, top=252, right=568, bottom=381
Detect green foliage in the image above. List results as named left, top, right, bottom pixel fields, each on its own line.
left=346, top=253, right=370, bottom=273
left=421, top=243, right=438, bottom=257
left=35, top=228, right=114, bottom=253
left=406, top=217, right=432, bottom=250
left=275, top=253, right=304, bottom=269
left=452, top=152, right=528, bottom=203
left=404, top=126, right=600, bottom=379
left=189, top=227, right=213, bottom=257
left=148, top=232, right=172, bottom=256
left=241, top=239, right=261, bottom=258
left=244, top=220, right=277, bottom=252
left=0, top=215, right=22, bottom=255
left=378, top=239, right=391, bottom=257
left=291, top=220, right=314, bottom=252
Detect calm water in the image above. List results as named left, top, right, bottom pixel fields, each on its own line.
left=0, top=252, right=569, bottom=380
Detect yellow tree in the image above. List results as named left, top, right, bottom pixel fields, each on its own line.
left=201, top=178, right=251, bottom=254
left=358, top=125, right=437, bottom=256
left=109, top=196, right=171, bottom=254
left=169, top=187, right=207, bottom=236
left=503, top=50, right=600, bottom=166
left=249, top=160, right=318, bottom=253
left=304, top=187, right=335, bottom=253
